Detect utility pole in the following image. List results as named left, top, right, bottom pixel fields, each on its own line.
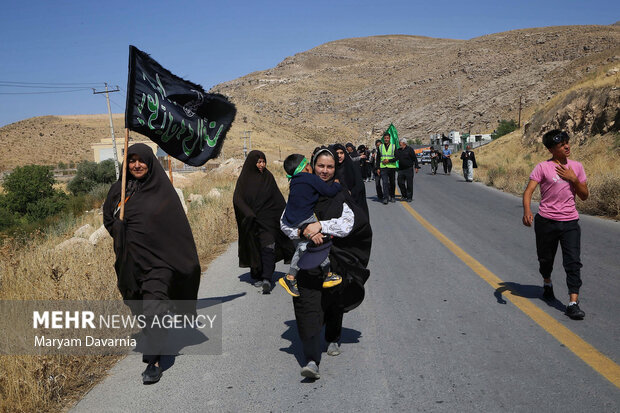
left=518, top=95, right=522, bottom=128
left=242, top=133, right=247, bottom=159
left=93, top=83, right=121, bottom=179
left=244, top=130, right=252, bottom=152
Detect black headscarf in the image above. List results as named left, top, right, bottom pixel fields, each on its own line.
left=331, top=143, right=369, bottom=215
left=233, top=150, right=293, bottom=269
left=103, top=143, right=201, bottom=307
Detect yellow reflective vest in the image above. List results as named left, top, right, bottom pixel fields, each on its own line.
left=379, top=143, right=398, bottom=169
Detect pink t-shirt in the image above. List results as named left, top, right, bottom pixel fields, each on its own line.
left=529, top=159, right=587, bottom=221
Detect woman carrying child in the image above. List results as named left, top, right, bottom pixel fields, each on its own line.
left=285, top=147, right=372, bottom=379
left=279, top=154, right=344, bottom=296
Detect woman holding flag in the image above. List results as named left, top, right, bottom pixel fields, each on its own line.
left=103, top=143, right=201, bottom=385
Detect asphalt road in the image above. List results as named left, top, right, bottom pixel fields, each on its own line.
left=72, top=165, right=620, bottom=412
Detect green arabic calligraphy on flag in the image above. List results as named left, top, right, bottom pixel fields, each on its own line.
left=125, top=45, right=236, bottom=166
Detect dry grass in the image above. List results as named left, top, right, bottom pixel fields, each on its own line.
left=469, top=130, right=620, bottom=220
left=0, top=211, right=120, bottom=412
left=0, top=165, right=249, bottom=413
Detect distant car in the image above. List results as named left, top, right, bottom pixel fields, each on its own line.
left=419, top=150, right=431, bottom=165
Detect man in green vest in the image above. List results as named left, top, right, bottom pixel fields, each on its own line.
left=377, top=132, right=398, bottom=204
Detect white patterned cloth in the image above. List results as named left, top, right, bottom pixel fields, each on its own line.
left=280, top=203, right=354, bottom=239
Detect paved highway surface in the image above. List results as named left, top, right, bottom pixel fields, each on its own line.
left=73, top=166, right=620, bottom=412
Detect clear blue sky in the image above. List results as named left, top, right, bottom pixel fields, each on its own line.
left=0, top=0, right=617, bottom=127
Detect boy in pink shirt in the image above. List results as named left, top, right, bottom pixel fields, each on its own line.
left=523, top=130, right=589, bottom=319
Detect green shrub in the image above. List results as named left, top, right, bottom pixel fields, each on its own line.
left=492, top=120, right=519, bottom=140
left=67, top=160, right=116, bottom=195
left=0, top=205, right=18, bottom=231
left=25, top=192, right=68, bottom=222
left=3, top=165, right=57, bottom=215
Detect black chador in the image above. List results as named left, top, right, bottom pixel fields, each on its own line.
left=331, top=143, right=369, bottom=216
left=233, top=150, right=293, bottom=276
left=103, top=143, right=200, bottom=311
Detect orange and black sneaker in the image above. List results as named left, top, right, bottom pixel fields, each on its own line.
left=279, top=275, right=300, bottom=297
left=322, top=272, right=342, bottom=288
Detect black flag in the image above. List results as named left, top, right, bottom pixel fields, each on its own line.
left=125, top=45, right=236, bottom=166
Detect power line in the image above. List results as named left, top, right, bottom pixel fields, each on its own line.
left=0, top=89, right=92, bottom=95
left=0, top=84, right=94, bottom=89
left=108, top=97, right=125, bottom=110
left=0, top=80, right=103, bottom=86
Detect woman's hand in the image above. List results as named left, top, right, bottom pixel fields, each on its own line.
left=303, top=222, right=322, bottom=241
left=310, top=233, right=324, bottom=245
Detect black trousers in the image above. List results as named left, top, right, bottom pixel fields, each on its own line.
left=442, top=157, right=452, bottom=174
left=380, top=168, right=396, bottom=199
left=140, top=268, right=173, bottom=364
left=250, top=249, right=275, bottom=281
left=534, top=214, right=582, bottom=294
left=260, top=246, right=275, bottom=281
left=361, top=163, right=371, bottom=180
left=294, top=270, right=344, bottom=366
left=397, top=168, right=414, bottom=200
left=374, top=169, right=383, bottom=199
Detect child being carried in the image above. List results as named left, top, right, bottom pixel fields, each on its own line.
left=279, top=154, right=343, bottom=297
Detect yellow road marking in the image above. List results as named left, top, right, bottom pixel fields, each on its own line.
left=399, top=200, right=620, bottom=389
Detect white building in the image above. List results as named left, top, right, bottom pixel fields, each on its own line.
left=430, top=131, right=493, bottom=147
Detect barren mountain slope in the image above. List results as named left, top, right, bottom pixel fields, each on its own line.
left=0, top=114, right=124, bottom=171
left=213, top=25, right=620, bottom=145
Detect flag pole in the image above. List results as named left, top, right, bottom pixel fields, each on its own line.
left=168, top=155, right=173, bottom=184
left=120, top=128, right=129, bottom=221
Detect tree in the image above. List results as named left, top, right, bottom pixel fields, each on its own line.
left=0, top=195, right=18, bottom=230
left=492, top=119, right=518, bottom=139
left=3, top=165, right=56, bottom=215
left=67, top=160, right=116, bottom=195
left=2, top=165, right=68, bottom=221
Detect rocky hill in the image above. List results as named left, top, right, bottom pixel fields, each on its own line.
left=523, top=65, right=620, bottom=144
left=1, top=24, right=619, bottom=171
left=212, top=25, right=620, bottom=146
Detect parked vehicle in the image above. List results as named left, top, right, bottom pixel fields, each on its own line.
left=420, top=149, right=431, bottom=165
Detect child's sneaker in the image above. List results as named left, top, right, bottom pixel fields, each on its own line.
left=279, top=275, right=300, bottom=297
left=322, top=272, right=342, bottom=288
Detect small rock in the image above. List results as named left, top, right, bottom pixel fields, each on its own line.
left=89, top=225, right=111, bottom=245
left=207, top=188, right=222, bottom=199
left=74, top=224, right=95, bottom=239
left=189, top=193, right=205, bottom=205
left=56, top=237, right=93, bottom=252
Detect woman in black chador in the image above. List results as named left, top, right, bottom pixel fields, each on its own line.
left=233, top=150, right=294, bottom=293
left=103, top=143, right=200, bottom=385
left=285, top=147, right=372, bottom=379
left=331, top=143, right=369, bottom=216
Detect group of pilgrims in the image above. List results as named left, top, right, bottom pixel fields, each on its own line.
left=102, top=128, right=589, bottom=388
left=103, top=142, right=372, bottom=383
